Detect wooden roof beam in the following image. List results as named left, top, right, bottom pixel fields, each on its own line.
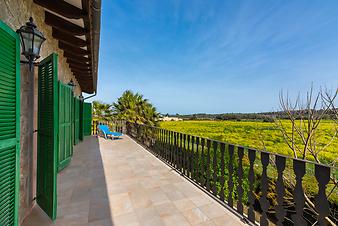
left=45, top=12, right=88, bottom=36
left=69, top=66, right=92, bottom=72
left=34, top=0, right=86, bottom=19
left=71, top=70, right=92, bottom=75
left=66, top=57, right=90, bottom=64
left=59, top=42, right=90, bottom=56
left=73, top=75, right=92, bottom=80
left=64, top=52, right=91, bottom=61
left=67, top=59, right=90, bottom=66
left=71, top=67, right=92, bottom=72
left=74, top=76, right=92, bottom=81
left=52, top=28, right=88, bottom=47
left=72, top=70, right=92, bottom=76
left=69, top=64, right=92, bottom=70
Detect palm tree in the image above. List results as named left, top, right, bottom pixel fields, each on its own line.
left=113, top=90, right=159, bottom=126
left=92, top=101, right=114, bottom=122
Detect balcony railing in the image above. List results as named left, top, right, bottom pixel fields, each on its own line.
left=92, top=120, right=337, bottom=225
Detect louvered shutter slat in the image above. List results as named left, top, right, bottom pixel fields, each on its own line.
left=83, top=102, right=92, bottom=136
left=58, top=83, right=73, bottom=171
left=37, top=53, right=58, bottom=221
left=0, top=21, right=20, bottom=226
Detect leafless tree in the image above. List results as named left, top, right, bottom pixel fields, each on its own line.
left=274, top=86, right=338, bottom=225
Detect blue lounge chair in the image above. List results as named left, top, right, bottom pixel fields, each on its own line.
left=98, top=125, right=123, bottom=139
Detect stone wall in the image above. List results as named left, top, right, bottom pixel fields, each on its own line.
left=0, top=0, right=83, bottom=223
left=0, top=0, right=82, bottom=95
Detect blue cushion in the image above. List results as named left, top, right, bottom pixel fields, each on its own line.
left=111, top=132, right=122, bottom=137
left=98, top=125, right=122, bottom=137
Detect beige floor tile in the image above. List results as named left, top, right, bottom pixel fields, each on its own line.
left=182, top=207, right=209, bottom=225
left=199, top=203, right=228, bottom=219
left=58, top=200, right=90, bottom=217
left=110, top=193, right=134, bottom=217
left=212, top=214, right=245, bottom=226
left=189, top=195, right=213, bottom=207
left=87, top=218, right=113, bottom=226
left=148, top=187, right=170, bottom=205
left=129, top=190, right=153, bottom=209
left=113, top=212, right=139, bottom=226
left=136, top=207, right=165, bottom=226
left=173, top=198, right=196, bottom=212
left=154, top=202, right=180, bottom=218
left=195, top=220, right=217, bottom=226
left=88, top=202, right=111, bottom=223
left=161, top=213, right=191, bottom=226
left=22, top=136, right=244, bottom=226
left=165, top=189, right=186, bottom=201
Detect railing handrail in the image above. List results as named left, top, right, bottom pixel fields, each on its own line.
left=127, top=122, right=337, bottom=170
left=124, top=121, right=337, bottom=226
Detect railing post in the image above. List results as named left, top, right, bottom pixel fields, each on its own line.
left=236, top=146, right=244, bottom=215
left=174, top=132, right=177, bottom=168
left=195, top=137, right=200, bottom=183
left=219, top=143, right=225, bottom=202
left=190, top=135, right=194, bottom=179
left=259, top=152, right=270, bottom=226
left=200, top=138, right=205, bottom=186
left=183, top=134, right=187, bottom=175
left=179, top=133, right=183, bottom=174
left=227, top=144, right=234, bottom=208
left=275, top=155, right=286, bottom=226
left=248, top=149, right=256, bottom=223
left=206, top=139, right=211, bottom=191
left=292, top=159, right=306, bottom=226
left=212, top=141, right=218, bottom=196
left=187, top=135, right=191, bottom=177
left=314, top=164, right=330, bottom=226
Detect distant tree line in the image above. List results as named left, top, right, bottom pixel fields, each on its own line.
left=169, top=109, right=337, bottom=122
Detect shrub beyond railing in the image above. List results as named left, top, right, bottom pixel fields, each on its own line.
left=124, top=122, right=337, bottom=226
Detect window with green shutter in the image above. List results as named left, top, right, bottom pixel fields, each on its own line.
left=79, top=100, right=84, bottom=141
left=37, top=53, right=58, bottom=221
left=58, top=82, right=73, bottom=171
left=83, top=102, right=92, bottom=136
left=74, top=98, right=80, bottom=145
left=0, top=20, right=20, bottom=226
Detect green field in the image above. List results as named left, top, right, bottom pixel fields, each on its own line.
left=160, top=120, right=338, bottom=165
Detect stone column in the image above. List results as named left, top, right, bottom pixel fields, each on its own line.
left=19, top=64, right=35, bottom=223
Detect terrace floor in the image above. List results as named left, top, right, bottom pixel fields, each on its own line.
left=22, top=135, right=245, bottom=226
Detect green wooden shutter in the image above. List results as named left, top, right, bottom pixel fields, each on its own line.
left=57, top=83, right=73, bottom=171
left=0, top=20, right=20, bottom=226
left=79, top=100, right=84, bottom=141
left=37, top=53, right=58, bottom=221
left=74, top=98, right=80, bottom=144
left=72, top=97, right=75, bottom=145
left=83, top=102, right=92, bottom=136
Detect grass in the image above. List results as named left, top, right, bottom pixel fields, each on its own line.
left=160, top=120, right=338, bottom=165
left=159, top=119, right=338, bottom=217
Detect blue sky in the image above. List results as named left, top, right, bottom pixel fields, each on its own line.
left=94, top=0, right=338, bottom=114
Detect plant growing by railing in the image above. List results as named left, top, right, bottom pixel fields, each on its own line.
left=274, top=87, right=337, bottom=225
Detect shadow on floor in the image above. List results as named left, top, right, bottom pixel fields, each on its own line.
left=22, top=136, right=114, bottom=226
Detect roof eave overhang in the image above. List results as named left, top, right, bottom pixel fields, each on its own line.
left=33, top=0, right=102, bottom=94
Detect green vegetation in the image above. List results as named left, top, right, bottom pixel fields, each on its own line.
left=160, top=120, right=337, bottom=165
left=114, top=90, right=159, bottom=126
left=92, top=90, right=160, bottom=126
left=158, top=120, right=337, bottom=224
left=92, top=101, right=114, bottom=122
